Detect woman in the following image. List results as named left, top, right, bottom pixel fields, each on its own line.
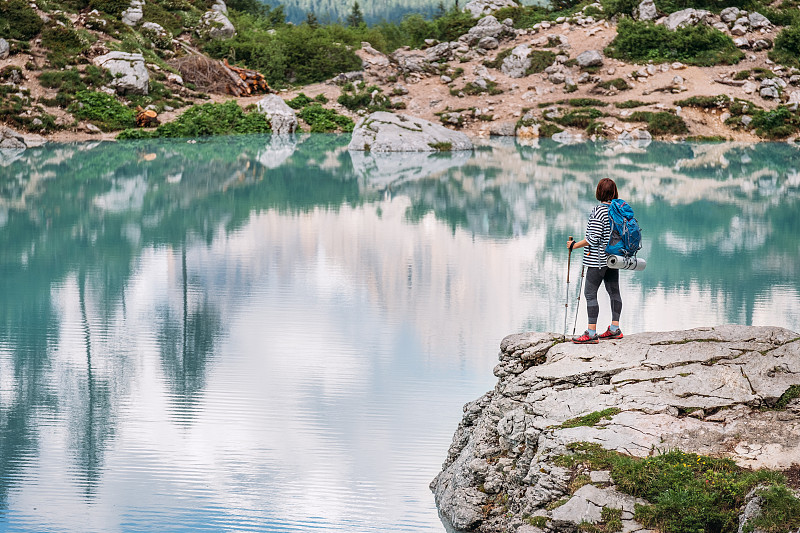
left=567, top=178, right=623, bottom=344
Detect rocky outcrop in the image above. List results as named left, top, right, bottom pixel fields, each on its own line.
left=255, top=94, right=298, bottom=135
left=431, top=326, right=800, bottom=532
left=121, top=0, right=144, bottom=26
left=661, top=8, right=710, bottom=31
left=349, top=112, right=473, bottom=152
left=460, top=16, right=514, bottom=47
left=1, top=126, right=46, bottom=166
left=198, top=9, right=235, bottom=40
left=92, top=52, right=150, bottom=95
left=575, top=50, right=603, bottom=68
left=500, top=44, right=532, bottom=79
left=464, top=0, right=519, bottom=18
left=0, top=38, right=9, bottom=60
left=633, top=0, right=657, bottom=21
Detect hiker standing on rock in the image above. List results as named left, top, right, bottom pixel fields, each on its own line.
left=567, top=178, right=623, bottom=344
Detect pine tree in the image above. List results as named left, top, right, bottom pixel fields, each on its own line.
left=305, top=10, right=319, bottom=27
left=346, top=1, right=364, bottom=27
left=434, top=1, right=446, bottom=18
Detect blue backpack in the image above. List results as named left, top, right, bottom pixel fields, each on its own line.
left=605, top=199, right=642, bottom=257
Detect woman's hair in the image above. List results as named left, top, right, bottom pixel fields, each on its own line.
left=596, top=178, right=618, bottom=202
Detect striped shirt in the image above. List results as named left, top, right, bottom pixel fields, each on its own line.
left=583, top=203, right=611, bottom=268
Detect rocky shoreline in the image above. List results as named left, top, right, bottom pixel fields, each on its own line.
left=431, top=325, right=800, bottom=532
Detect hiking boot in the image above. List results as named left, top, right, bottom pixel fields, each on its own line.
left=599, top=326, right=623, bottom=340
left=573, top=331, right=599, bottom=344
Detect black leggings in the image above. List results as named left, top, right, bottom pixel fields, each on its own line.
left=585, top=267, right=622, bottom=325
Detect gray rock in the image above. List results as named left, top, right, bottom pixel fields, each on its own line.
left=635, top=0, right=657, bottom=21
left=501, top=44, right=532, bottom=78
left=663, top=8, right=709, bottom=31
left=121, top=0, right=143, bottom=26
left=734, top=37, right=750, bottom=48
left=425, top=42, right=453, bottom=62
left=0, top=127, right=27, bottom=150
left=752, top=39, right=771, bottom=51
left=548, top=72, right=566, bottom=84
left=576, top=50, right=604, bottom=68
left=332, top=71, right=364, bottom=84
left=349, top=112, right=473, bottom=152
left=490, top=121, right=517, bottom=136
left=743, top=81, right=757, bottom=94
left=590, top=470, right=612, bottom=483
left=92, top=52, right=149, bottom=95
left=741, top=115, right=753, bottom=126
left=211, top=0, right=227, bottom=13
left=713, top=21, right=729, bottom=33
left=0, top=38, right=9, bottom=60
left=392, top=51, right=429, bottom=74
left=790, top=75, right=800, bottom=85
left=141, top=21, right=172, bottom=48
left=199, top=10, right=235, bottom=39
left=731, top=24, right=748, bottom=36
left=464, top=0, right=519, bottom=18
left=463, top=15, right=510, bottom=45
left=748, top=11, right=771, bottom=29
left=477, top=36, right=499, bottom=50
left=255, top=95, right=298, bottom=135
left=721, top=7, right=741, bottom=23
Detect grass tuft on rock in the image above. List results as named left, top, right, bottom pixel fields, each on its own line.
left=560, top=408, right=621, bottom=428
left=555, top=442, right=794, bottom=533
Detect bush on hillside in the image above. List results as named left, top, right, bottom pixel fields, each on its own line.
left=0, top=0, right=44, bottom=40
left=117, top=101, right=270, bottom=138
left=605, top=19, right=743, bottom=66
left=770, top=25, right=800, bottom=68
left=69, top=90, right=136, bottom=131
left=41, top=27, right=93, bottom=68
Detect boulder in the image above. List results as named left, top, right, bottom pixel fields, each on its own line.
left=0, top=38, right=9, bottom=60
left=634, top=0, right=658, bottom=21
left=0, top=126, right=46, bottom=150
left=576, top=50, right=603, bottom=68
left=463, top=0, right=519, bottom=18
left=748, top=11, right=771, bottom=29
left=211, top=0, right=227, bottom=13
left=392, top=51, right=428, bottom=74
left=255, top=95, right=298, bottom=135
left=663, top=8, right=709, bottom=31
left=500, top=44, right=532, bottom=78
left=461, top=15, right=510, bottom=46
left=752, top=39, right=772, bottom=51
left=92, top=51, right=149, bottom=95
left=721, top=7, right=741, bottom=23
left=477, top=36, right=499, bottom=50
left=760, top=86, right=779, bottom=99
left=731, top=25, right=748, bottom=36
left=348, top=112, right=473, bottom=152
left=358, top=42, right=390, bottom=67
left=121, top=0, right=143, bottom=26
left=734, top=37, right=750, bottom=48
left=425, top=42, right=454, bottom=62
left=489, top=121, right=517, bottom=136
left=199, top=10, right=235, bottom=40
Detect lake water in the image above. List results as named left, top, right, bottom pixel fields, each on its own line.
left=1, top=136, right=799, bottom=532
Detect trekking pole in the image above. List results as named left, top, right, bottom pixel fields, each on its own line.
left=564, top=236, right=573, bottom=339
left=572, top=266, right=585, bottom=337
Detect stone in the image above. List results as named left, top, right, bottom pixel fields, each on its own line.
left=440, top=75, right=452, bottom=83
left=735, top=16, right=749, bottom=27
left=501, top=44, right=532, bottom=79
left=749, top=12, right=771, bottom=29
left=140, top=21, right=171, bottom=49
left=84, top=123, right=102, bottom=134
left=590, top=470, right=612, bottom=483
left=552, top=131, right=583, bottom=144
left=743, top=81, right=757, bottom=94
left=634, top=0, right=657, bottom=21
left=349, top=112, right=473, bottom=152
left=734, top=37, right=750, bottom=48
left=358, top=42, right=390, bottom=67
left=731, top=25, right=748, bottom=36
left=462, top=15, right=509, bottom=45
left=0, top=38, right=9, bottom=60
left=549, top=72, right=566, bottom=84
left=332, top=71, right=363, bottom=85
left=463, top=0, right=519, bottom=18
left=721, top=7, right=741, bottom=23
left=790, top=75, right=800, bottom=85
left=671, top=62, right=685, bottom=70
left=663, top=8, right=709, bottom=31
left=576, top=50, right=604, bottom=68
left=713, top=21, right=729, bottom=33
left=198, top=10, right=235, bottom=40
left=489, top=121, right=517, bottom=136
left=786, top=90, right=800, bottom=108
left=255, top=94, right=298, bottom=135
left=752, top=39, right=771, bottom=51
left=92, top=52, right=149, bottom=95
left=121, top=0, right=143, bottom=26
left=211, top=0, right=226, bottom=12
left=477, top=36, right=499, bottom=50
left=166, top=73, right=183, bottom=85
left=425, top=42, right=453, bottom=62
left=741, top=115, right=753, bottom=127
left=0, top=127, right=28, bottom=150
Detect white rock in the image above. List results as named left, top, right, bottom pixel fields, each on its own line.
left=743, top=81, right=757, bottom=94
left=199, top=10, right=235, bottom=39
left=730, top=24, right=747, bottom=36
left=349, top=112, right=473, bottom=152
left=0, top=38, right=9, bottom=60
left=720, top=7, right=741, bottom=23
left=211, top=0, right=227, bottom=13
left=121, top=0, right=143, bottom=26
left=463, top=0, right=518, bottom=18
left=662, top=8, right=709, bottom=31
left=734, top=37, right=750, bottom=48
left=92, top=52, right=149, bottom=95
left=634, top=0, right=657, bottom=21
left=501, top=44, right=532, bottom=78
left=749, top=12, right=771, bottom=29
left=576, top=50, right=604, bottom=68
left=255, top=95, right=298, bottom=135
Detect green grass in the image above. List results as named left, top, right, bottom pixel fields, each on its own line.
left=483, top=48, right=513, bottom=70
left=69, top=90, right=136, bottom=131
left=734, top=68, right=776, bottom=81
left=558, top=98, right=609, bottom=107
left=551, top=107, right=606, bottom=128
left=539, top=123, right=564, bottom=137
left=338, top=82, right=394, bottom=112
left=117, top=100, right=270, bottom=138
left=526, top=50, right=558, bottom=75
left=428, top=141, right=453, bottom=151
left=742, top=485, right=800, bottom=533
left=623, top=111, right=688, bottom=135
left=615, top=100, right=649, bottom=109
left=297, top=104, right=354, bottom=132
left=556, top=442, right=792, bottom=533
left=675, top=95, right=731, bottom=109
left=775, top=385, right=800, bottom=409
left=605, top=19, right=744, bottom=67
left=596, top=78, right=631, bottom=91
left=770, top=24, right=800, bottom=68
left=560, top=408, right=621, bottom=428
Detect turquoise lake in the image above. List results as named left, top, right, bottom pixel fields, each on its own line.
left=1, top=135, right=799, bottom=532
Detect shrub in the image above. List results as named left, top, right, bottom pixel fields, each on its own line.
left=41, top=27, right=92, bottom=68
left=297, top=104, right=354, bottom=132
left=526, top=50, right=557, bottom=75
left=675, top=94, right=730, bottom=108
left=0, top=0, right=43, bottom=40
left=615, top=100, right=649, bottom=108
left=539, top=123, right=564, bottom=137
left=770, top=25, right=800, bottom=68
left=750, top=106, right=800, bottom=139
left=605, top=19, right=744, bottom=66
left=337, top=82, right=393, bottom=112
left=552, top=107, right=605, bottom=128
left=117, top=100, right=269, bottom=138
left=560, top=98, right=608, bottom=107
left=596, top=78, right=631, bottom=91
left=89, top=0, right=131, bottom=16
left=483, top=48, right=513, bottom=70
left=69, top=90, right=136, bottom=131
left=624, top=110, right=688, bottom=135
left=286, top=92, right=314, bottom=109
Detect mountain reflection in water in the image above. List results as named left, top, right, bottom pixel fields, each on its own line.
left=0, top=135, right=798, bottom=532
